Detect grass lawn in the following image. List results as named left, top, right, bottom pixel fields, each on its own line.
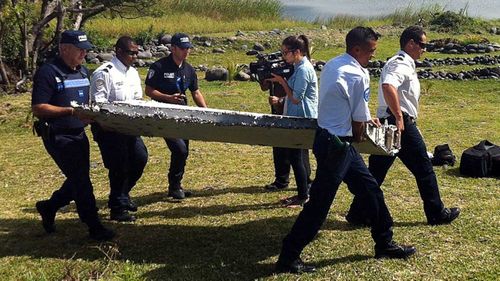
left=0, top=28, right=499, bottom=280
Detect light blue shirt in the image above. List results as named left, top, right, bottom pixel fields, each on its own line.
left=317, top=53, right=372, bottom=137
left=284, top=57, right=318, bottom=118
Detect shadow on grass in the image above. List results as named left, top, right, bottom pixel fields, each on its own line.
left=0, top=215, right=374, bottom=280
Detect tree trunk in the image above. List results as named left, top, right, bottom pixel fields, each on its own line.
left=0, top=22, right=11, bottom=86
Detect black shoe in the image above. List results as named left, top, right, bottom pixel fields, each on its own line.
left=110, top=209, right=136, bottom=222
left=345, top=212, right=371, bottom=227
left=125, top=200, right=138, bottom=212
left=36, top=200, right=56, bottom=233
left=264, top=182, right=288, bottom=191
left=168, top=188, right=192, bottom=199
left=89, top=225, right=116, bottom=241
left=375, top=241, right=416, bottom=259
left=276, top=258, right=316, bottom=274
left=428, top=207, right=460, bottom=225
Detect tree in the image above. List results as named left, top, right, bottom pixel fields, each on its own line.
left=0, top=0, right=159, bottom=91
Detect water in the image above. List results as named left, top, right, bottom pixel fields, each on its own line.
left=280, top=0, right=500, bottom=20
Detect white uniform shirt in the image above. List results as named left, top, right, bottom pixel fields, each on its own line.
left=90, top=57, right=143, bottom=103
left=317, top=53, right=372, bottom=137
left=376, top=50, right=420, bottom=119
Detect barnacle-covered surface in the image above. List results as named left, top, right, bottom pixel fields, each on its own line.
left=73, top=100, right=399, bottom=155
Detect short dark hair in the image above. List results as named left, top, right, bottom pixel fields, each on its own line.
left=115, top=36, right=135, bottom=51
left=282, top=35, right=311, bottom=59
left=400, top=26, right=426, bottom=49
left=345, top=26, right=380, bottom=52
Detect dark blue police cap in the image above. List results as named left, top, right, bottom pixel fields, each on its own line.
left=171, top=33, right=193, bottom=49
left=60, top=30, right=93, bottom=50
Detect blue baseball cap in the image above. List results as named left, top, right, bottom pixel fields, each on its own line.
left=171, top=33, right=193, bottom=49
left=60, top=30, right=93, bottom=50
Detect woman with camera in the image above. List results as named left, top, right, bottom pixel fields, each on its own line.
left=266, top=35, right=318, bottom=207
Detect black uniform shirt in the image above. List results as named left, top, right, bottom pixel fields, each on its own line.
left=32, top=57, right=90, bottom=128
left=145, top=54, right=198, bottom=105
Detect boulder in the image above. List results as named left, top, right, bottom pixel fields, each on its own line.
left=160, top=34, right=172, bottom=45
left=205, top=67, right=228, bottom=81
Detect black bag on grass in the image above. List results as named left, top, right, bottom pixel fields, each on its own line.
left=459, top=140, right=500, bottom=177
left=431, top=143, right=456, bottom=166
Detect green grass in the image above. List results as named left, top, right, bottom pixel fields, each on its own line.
left=1, top=22, right=500, bottom=281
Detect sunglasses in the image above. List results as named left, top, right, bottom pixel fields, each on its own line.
left=123, top=49, right=139, bottom=56
left=415, top=40, right=428, bottom=50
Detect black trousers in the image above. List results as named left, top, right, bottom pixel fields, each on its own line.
left=279, top=129, right=393, bottom=263
left=42, top=129, right=100, bottom=227
left=348, top=115, right=444, bottom=221
left=164, top=137, right=189, bottom=190
left=91, top=125, right=148, bottom=210
left=273, top=147, right=311, bottom=187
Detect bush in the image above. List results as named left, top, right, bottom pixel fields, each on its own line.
left=430, top=10, right=486, bottom=33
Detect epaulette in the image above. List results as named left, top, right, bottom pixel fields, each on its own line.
left=102, top=64, right=113, bottom=72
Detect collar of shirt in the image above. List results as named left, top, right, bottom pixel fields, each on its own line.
left=55, top=56, right=82, bottom=74
left=397, top=50, right=416, bottom=70
left=111, top=56, right=130, bottom=74
left=294, top=56, right=307, bottom=68
left=343, top=53, right=369, bottom=76
left=167, top=53, right=184, bottom=69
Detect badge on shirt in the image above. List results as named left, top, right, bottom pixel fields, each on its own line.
left=164, top=72, right=175, bottom=79
left=147, top=69, right=155, bottom=79
left=363, top=88, right=370, bottom=102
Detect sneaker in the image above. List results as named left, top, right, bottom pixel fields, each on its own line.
left=168, top=188, right=193, bottom=200
left=428, top=207, right=460, bottom=225
left=281, top=195, right=308, bottom=208
left=89, top=225, right=116, bottom=241
left=36, top=200, right=56, bottom=233
left=110, top=209, right=136, bottom=222
left=276, top=258, right=316, bottom=274
left=375, top=241, right=416, bottom=259
left=264, top=182, right=288, bottom=191
left=125, top=199, right=138, bottom=212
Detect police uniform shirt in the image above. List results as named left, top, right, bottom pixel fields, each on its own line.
left=144, top=54, right=198, bottom=104
left=376, top=50, right=420, bottom=119
left=90, top=56, right=142, bottom=103
left=32, top=57, right=90, bottom=129
left=317, top=53, right=372, bottom=137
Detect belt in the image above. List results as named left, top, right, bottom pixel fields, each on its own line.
left=318, top=128, right=353, bottom=142
left=51, top=127, right=84, bottom=135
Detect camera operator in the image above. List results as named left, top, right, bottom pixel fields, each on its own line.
left=266, top=35, right=318, bottom=207
left=259, top=79, right=292, bottom=192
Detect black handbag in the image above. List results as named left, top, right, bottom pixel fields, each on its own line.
left=459, top=140, right=500, bottom=177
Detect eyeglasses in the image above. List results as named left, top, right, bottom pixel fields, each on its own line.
left=123, top=49, right=139, bottom=56
left=281, top=49, right=295, bottom=56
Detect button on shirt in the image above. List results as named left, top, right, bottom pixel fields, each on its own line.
left=376, top=50, right=420, bottom=119
left=317, top=53, right=372, bottom=137
left=90, top=57, right=142, bottom=102
left=284, top=56, right=318, bottom=118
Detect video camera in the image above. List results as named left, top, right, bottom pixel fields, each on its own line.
left=249, top=51, right=294, bottom=82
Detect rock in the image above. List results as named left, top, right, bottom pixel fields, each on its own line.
left=235, top=71, right=251, bottom=81
left=205, top=67, right=228, bottom=81
left=97, top=53, right=114, bottom=62
left=135, top=59, right=146, bottom=67
left=86, top=51, right=98, bottom=61
left=160, top=34, right=172, bottom=45
left=490, top=27, right=498, bottom=34
left=486, top=46, right=495, bottom=53
left=236, top=30, right=246, bottom=36
left=241, top=44, right=248, bottom=51
left=246, top=50, right=259, bottom=56
left=271, top=28, right=281, bottom=35
left=263, top=42, right=272, bottom=49
left=203, top=41, right=212, bottom=47
left=137, top=51, right=153, bottom=59
left=212, top=48, right=225, bottom=54
left=227, top=37, right=237, bottom=43
left=253, top=43, right=265, bottom=51
left=89, top=58, right=100, bottom=64
left=321, top=25, right=328, bottom=30
left=157, top=45, right=170, bottom=52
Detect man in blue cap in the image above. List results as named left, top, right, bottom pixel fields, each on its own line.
left=32, top=30, right=115, bottom=241
left=145, top=33, right=207, bottom=199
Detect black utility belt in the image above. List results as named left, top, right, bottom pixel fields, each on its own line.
left=33, top=121, right=83, bottom=138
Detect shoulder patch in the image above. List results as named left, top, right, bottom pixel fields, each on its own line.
left=363, top=88, right=370, bottom=102
left=147, top=69, right=155, bottom=79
